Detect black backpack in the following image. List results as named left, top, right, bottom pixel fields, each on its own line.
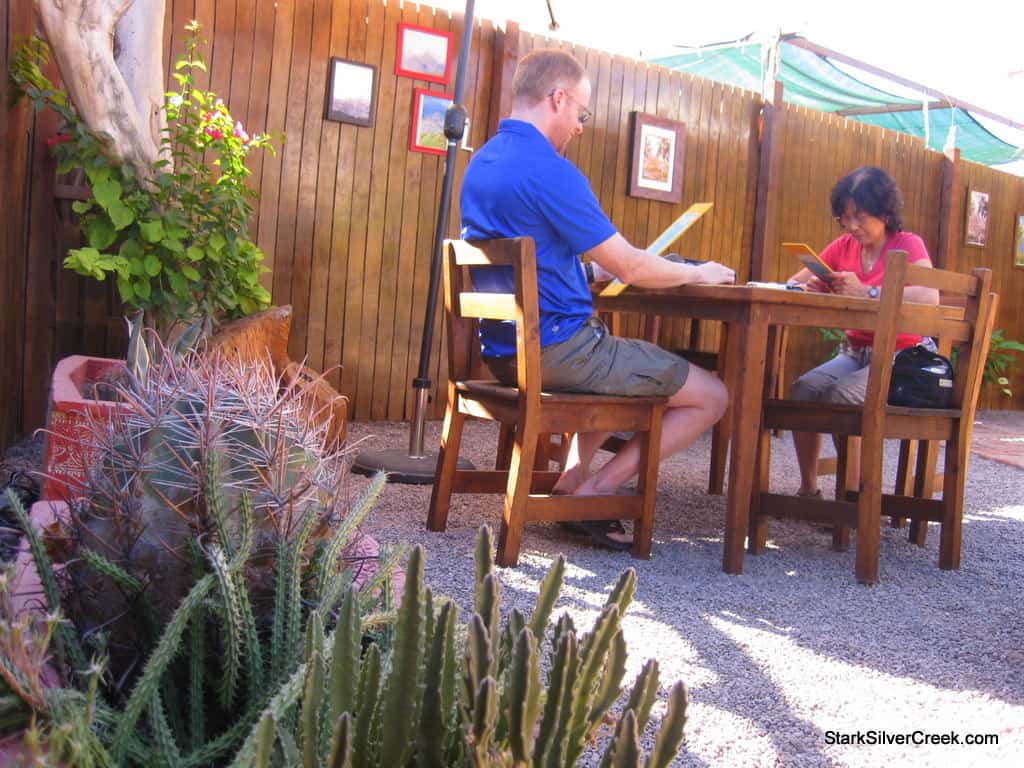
left=887, top=344, right=955, bottom=408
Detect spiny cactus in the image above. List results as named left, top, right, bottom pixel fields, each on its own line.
left=234, top=526, right=688, bottom=767
left=5, top=347, right=394, bottom=764
left=48, top=347, right=359, bottom=688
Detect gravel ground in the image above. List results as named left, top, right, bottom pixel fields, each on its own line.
left=346, top=417, right=1024, bottom=767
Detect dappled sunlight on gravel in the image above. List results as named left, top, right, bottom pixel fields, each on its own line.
left=347, top=415, right=1024, bottom=766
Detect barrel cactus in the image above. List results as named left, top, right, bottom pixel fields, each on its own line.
left=41, top=345, right=374, bottom=705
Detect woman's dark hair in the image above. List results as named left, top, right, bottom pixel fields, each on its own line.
left=830, top=166, right=904, bottom=234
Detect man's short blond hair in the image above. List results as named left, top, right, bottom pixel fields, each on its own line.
left=511, top=49, right=585, bottom=106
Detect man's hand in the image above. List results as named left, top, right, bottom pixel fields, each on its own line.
left=695, top=261, right=735, bottom=284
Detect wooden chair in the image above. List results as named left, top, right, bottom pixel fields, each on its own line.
left=754, top=251, right=997, bottom=583
left=427, top=238, right=668, bottom=566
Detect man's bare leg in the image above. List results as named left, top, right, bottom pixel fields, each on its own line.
left=572, top=365, right=729, bottom=544
left=552, top=431, right=612, bottom=493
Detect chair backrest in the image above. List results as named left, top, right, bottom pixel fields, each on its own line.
left=443, top=238, right=542, bottom=401
left=862, top=251, right=996, bottom=429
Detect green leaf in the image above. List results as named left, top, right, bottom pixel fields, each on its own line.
left=181, top=265, right=201, bottom=281
left=144, top=253, right=162, bottom=277
left=133, top=278, right=152, bottom=301
left=64, top=247, right=101, bottom=277
left=86, top=217, right=117, bottom=250
left=208, top=231, right=226, bottom=252
left=71, top=199, right=93, bottom=215
left=92, top=178, right=123, bottom=210
left=108, top=200, right=135, bottom=230
left=85, top=165, right=111, bottom=187
left=168, top=270, right=191, bottom=300
left=119, top=239, right=143, bottom=261
left=139, top=219, right=165, bottom=243
left=186, top=245, right=204, bottom=262
left=162, top=237, right=184, bottom=253
left=117, top=275, right=135, bottom=303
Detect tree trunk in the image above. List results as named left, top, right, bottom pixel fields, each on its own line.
left=35, top=0, right=167, bottom=180
left=115, top=0, right=168, bottom=162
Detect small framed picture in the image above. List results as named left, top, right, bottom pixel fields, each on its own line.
left=325, top=58, right=377, bottom=126
left=410, top=88, right=451, bottom=155
left=395, top=22, right=452, bottom=86
left=1014, top=212, right=1024, bottom=269
left=965, top=188, right=990, bottom=248
left=628, top=111, right=686, bottom=204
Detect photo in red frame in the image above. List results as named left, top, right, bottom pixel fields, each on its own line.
left=395, top=22, right=453, bottom=86
left=410, top=88, right=452, bottom=155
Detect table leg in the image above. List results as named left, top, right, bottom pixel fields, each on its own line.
left=723, top=310, right=769, bottom=574
left=708, top=322, right=732, bottom=494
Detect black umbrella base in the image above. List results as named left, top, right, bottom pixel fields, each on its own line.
left=351, top=447, right=474, bottom=485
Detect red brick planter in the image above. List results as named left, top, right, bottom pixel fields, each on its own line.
left=41, top=355, right=130, bottom=500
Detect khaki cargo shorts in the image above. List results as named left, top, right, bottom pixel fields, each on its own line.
left=484, top=317, right=688, bottom=397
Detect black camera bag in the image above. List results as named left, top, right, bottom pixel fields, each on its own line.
left=887, top=345, right=955, bottom=408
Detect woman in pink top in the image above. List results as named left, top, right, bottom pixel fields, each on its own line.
left=786, top=166, right=939, bottom=497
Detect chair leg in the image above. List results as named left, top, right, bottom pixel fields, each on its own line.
left=427, top=404, right=466, bottom=532
left=496, top=425, right=539, bottom=567
left=892, top=440, right=915, bottom=530
left=855, top=435, right=883, bottom=585
left=938, top=439, right=966, bottom=570
left=831, top=437, right=851, bottom=552
left=632, top=408, right=664, bottom=560
left=909, top=440, right=940, bottom=546
left=496, top=423, right=515, bottom=470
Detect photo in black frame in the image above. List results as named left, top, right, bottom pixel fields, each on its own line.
left=326, top=57, right=377, bottom=127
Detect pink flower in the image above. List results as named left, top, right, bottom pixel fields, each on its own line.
left=205, top=126, right=223, bottom=140
left=46, top=133, right=72, bottom=147
left=232, top=121, right=249, bottom=142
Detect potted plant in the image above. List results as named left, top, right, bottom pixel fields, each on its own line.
left=11, top=24, right=284, bottom=499
left=11, top=24, right=276, bottom=338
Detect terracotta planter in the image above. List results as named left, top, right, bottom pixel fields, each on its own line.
left=41, top=356, right=130, bottom=500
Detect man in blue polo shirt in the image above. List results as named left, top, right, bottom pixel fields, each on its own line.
left=460, top=49, right=734, bottom=549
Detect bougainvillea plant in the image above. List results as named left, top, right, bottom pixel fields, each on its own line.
left=11, top=21, right=277, bottom=336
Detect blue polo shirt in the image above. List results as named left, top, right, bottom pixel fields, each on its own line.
left=460, top=119, right=617, bottom=358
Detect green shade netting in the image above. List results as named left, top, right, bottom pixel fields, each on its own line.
left=651, top=41, right=1021, bottom=166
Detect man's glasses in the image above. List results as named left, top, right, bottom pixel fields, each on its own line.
left=549, top=88, right=593, bottom=124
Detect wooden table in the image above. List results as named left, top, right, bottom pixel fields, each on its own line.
left=595, top=284, right=953, bottom=574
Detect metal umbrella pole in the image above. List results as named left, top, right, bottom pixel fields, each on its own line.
left=353, top=0, right=477, bottom=483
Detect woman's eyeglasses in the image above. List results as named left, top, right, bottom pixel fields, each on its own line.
left=834, top=211, right=872, bottom=229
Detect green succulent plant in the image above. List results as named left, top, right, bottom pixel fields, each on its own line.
left=231, top=526, right=689, bottom=768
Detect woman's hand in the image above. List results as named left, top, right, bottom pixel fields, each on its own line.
left=802, top=275, right=832, bottom=293
left=827, top=271, right=870, bottom=296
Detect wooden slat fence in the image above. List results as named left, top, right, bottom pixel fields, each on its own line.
left=3, top=0, right=1024, bottom=453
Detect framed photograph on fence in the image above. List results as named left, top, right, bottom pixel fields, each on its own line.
left=395, top=22, right=452, bottom=85
left=410, top=88, right=451, bottom=155
left=325, top=58, right=377, bottom=126
left=628, top=112, right=686, bottom=204
left=1015, top=212, right=1024, bottom=268
left=965, top=188, right=990, bottom=247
